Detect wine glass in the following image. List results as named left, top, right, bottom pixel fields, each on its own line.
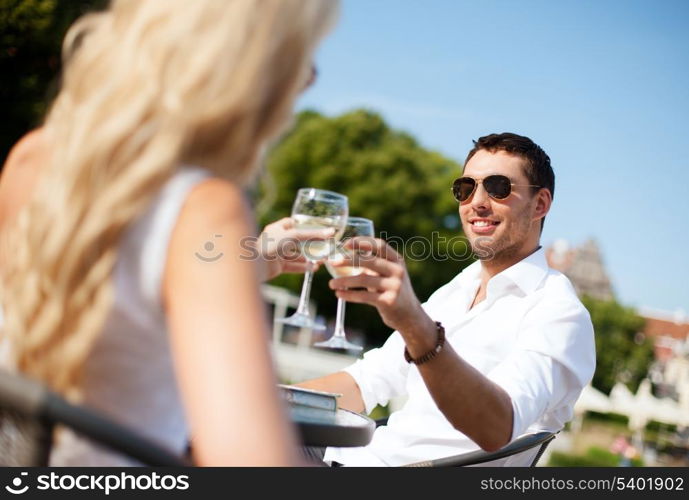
left=314, top=217, right=374, bottom=351
left=275, top=188, right=348, bottom=330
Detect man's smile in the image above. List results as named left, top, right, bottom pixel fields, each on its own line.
left=468, top=217, right=501, bottom=234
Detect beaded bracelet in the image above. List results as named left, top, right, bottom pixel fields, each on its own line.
left=403, top=321, right=445, bottom=365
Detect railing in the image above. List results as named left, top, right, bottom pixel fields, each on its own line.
left=262, top=284, right=358, bottom=383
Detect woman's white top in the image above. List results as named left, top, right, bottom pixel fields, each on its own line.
left=46, top=166, right=212, bottom=465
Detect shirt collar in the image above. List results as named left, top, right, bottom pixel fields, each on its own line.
left=455, top=259, right=482, bottom=287
left=487, top=246, right=549, bottom=295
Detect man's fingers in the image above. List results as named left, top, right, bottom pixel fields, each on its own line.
left=346, top=237, right=403, bottom=263
left=329, top=274, right=396, bottom=292
left=355, top=255, right=400, bottom=277
left=333, top=289, right=380, bottom=305
left=329, top=253, right=398, bottom=277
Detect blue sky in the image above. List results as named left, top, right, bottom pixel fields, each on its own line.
left=297, top=0, right=689, bottom=315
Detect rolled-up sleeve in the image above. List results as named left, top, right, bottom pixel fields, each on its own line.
left=486, top=298, right=596, bottom=440
left=343, top=331, right=410, bottom=415
left=488, top=351, right=580, bottom=440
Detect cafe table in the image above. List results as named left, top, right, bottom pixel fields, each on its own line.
left=289, top=403, right=375, bottom=448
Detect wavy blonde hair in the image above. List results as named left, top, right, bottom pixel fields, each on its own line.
left=0, top=0, right=338, bottom=398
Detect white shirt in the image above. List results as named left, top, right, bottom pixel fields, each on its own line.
left=325, top=248, right=596, bottom=467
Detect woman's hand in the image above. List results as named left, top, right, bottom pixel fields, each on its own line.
left=257, top=217, right=334, bottom=281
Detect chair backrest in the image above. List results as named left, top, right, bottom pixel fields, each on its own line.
left=405, top=431, right=558, bottom=467
left=0, top=370, right=189, bottom=466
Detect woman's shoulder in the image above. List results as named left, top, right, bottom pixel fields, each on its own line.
left=0, top=128, right=50, bottom=228
left=164, top=172, right=255, bottom=260
left=160, top=174, right=258, bottom=313
left=118, top=169, right=252, bottom=303
left=131, top=171, right=249, bottom=259
left=2, top=128, right=49, bottom=174
left=179, top=176, right=250, bottom=228
left=166, top=174, right=255, bottom=259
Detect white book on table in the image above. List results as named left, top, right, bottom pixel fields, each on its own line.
left=278, top=384, right=342, bottom=412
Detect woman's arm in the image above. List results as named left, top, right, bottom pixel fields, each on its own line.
left=163, top=178, right=301, bottom=466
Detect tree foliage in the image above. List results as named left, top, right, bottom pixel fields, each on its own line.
left=0, top=0, right=106, bottom=165
left=259, top=109, right=471, bottom=347
left=581, top=295, right=653, bottom=395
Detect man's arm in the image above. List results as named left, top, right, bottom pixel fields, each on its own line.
left=330, top=238, right=512, bottom=452
left=387, top=313, right=512, bottom=451
left=296, top=372, right=365, bottom=414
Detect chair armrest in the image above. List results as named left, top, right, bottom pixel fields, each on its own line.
left=0, top=369, right=189, bottom=466
left=404, top=431, right=557, bottom=467
left=43, top=394, right=190, bottom=466
left=0, top=370, right=46, bottom=416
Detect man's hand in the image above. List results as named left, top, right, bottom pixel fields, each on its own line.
left=257, top=217, right=333, bottom=281
left=328, top=237, right=514, bottom=451
left=327, top=237, right=428, bottom=334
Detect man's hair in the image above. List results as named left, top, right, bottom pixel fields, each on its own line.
left=464, top=132, right=554, bottom=232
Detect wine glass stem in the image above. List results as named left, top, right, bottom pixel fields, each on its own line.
left=295, top=261, right=315, bottom=316
left=333, top=298, right=347, bottom=338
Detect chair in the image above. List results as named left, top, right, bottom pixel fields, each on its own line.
left=0, top=369, right=189, bottom=466
left=374, top=417, right=557, bottom=467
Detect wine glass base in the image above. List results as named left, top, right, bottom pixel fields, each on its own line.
left=314, top=336, right=363, bottom=351
left=275, top=313, right=326, bottom=331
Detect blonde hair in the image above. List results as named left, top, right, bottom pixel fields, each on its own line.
left=1, top=0, right=338, bottom=398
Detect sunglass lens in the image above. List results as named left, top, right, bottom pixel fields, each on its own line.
left=484, top=175, right=512, bottom=199
left=453, top=178, right=476, bottom=202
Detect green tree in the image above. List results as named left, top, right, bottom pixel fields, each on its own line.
left=0, top=0, right=106, bottom=166
left=259, top=109, right=472, bottom=347
left=581, top=295, right=653, bottom=395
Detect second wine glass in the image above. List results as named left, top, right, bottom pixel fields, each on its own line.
left=275, top=188, right=348, bottom=330
left=314, top=217, right=374, bottom=351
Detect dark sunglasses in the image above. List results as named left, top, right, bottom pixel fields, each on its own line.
left=451, top=175, right=541, bottom=203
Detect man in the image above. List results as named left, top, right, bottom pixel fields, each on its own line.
left=299, top=132, right=596, bottom=466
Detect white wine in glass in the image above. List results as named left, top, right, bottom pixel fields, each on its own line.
left=314, top=217, right=374, bottom=351
left=293, top=214, right=345, bottom=262
left=275, top=188, right=348, bottom=330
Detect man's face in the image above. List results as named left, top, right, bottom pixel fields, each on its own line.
left=459, top=149, right=539, bottom=262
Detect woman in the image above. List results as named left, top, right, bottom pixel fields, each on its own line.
left=0, top=0, right=338, bottom=465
